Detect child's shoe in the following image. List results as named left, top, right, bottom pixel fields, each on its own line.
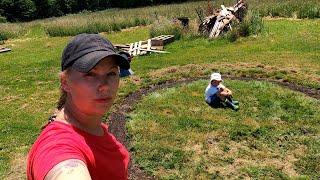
left=232, top=100, right=239, bottom=105
left=225, top=99, right=239, bottom=111
left=232, top=105, right=239, bottom=111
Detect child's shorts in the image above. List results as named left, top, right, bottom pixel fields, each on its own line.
left=207, top=94, right=223, bottom=108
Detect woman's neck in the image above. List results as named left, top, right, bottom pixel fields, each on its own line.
left=56, top=103, right=104, bottom=136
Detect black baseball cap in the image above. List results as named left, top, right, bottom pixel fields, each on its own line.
left=61, top=33, right=130, bottom=72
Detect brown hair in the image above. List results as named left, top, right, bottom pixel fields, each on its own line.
left=57, top=88, right=67, bottom=110
left=56, top=69, right=69, bottom=110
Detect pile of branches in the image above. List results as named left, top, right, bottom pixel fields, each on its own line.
left=198, top=0, right=247, bottom=38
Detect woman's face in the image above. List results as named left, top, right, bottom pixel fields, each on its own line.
left=63, top=56, right=120, bottom=116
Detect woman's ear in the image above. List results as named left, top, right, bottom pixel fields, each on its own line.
left=60, top=71, right=70, bottom=92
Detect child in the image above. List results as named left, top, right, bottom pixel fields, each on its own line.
left=205, top=72, right=239, bottom=110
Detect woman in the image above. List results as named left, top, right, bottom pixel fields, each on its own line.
left=27, top=34, right=130, bottom=180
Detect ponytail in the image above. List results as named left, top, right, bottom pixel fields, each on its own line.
left=57, top=70, right=69, bottom=110
left=57, top=88, right=67, bottom=110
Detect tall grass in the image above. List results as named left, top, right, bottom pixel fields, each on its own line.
left=149, top=16, right=183, bottom=39
left=0, top=16, right=6, bottom=23
left=1, top=0, right=319, bottom=40
left=44, top=2, right=202, bottom=37
left=0, top=23, right=26, bottom=41
left=257, top=1, right=320, bottom=18
left=45, top=15, right=150, bottom=37
left=223, top=10, right=264, bottom=42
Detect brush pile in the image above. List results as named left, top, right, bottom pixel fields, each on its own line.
left=199, top=0, right=247, bottom=38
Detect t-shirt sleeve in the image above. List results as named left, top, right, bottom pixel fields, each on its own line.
left=31, top=136, right=86, bottom=180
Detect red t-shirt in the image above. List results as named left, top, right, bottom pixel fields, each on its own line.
left=27, top=121, right=130, bottom=180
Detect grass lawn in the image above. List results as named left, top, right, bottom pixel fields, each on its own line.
left=0, top=17, right=319, bottom=179
left=128, top=80, right=320, bottom=179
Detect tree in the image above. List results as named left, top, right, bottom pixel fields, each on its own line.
left=0, top=0, right=36, bottom=21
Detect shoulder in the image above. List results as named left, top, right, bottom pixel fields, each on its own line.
left=45, top=159, right=91, bottom=180
left=27, top=122, right=88, bottom=180
left=32, top=121, right=86, bottom=148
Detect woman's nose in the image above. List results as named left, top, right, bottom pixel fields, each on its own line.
left=98, top=77, right=110, bottom=92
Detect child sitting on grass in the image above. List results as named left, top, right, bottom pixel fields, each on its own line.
left=205, top=72, right=239, bottom=111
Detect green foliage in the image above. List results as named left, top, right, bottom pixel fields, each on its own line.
left=246, top=10, right=264, bottom=35
left=223, top=29, right=239, bottom=42
left=149, top=17, right=183, bottom=39
left=298, top=5, right=320, bottom=19
left=0, top=0, right=36, bottom=21
left=0, top=16, right=6, bottom=23
left=222, top=10, right=264, bottom=42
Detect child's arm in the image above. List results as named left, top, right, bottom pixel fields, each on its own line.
left=219, top=84, right=232, bottom=96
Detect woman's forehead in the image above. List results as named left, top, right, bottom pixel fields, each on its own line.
left=92, top=56, right=119, bottom=71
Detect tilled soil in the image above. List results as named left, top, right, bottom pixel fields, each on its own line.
left=108, top=76, right=320, bottom=180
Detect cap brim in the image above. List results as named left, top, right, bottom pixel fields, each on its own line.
left=72, top=51, right=130, bottom=73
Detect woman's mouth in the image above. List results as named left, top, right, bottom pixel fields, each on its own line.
left=94, top=98, right=111, bottom=103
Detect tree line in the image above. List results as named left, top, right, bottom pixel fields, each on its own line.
left=0, top=0, right=189, bottom=22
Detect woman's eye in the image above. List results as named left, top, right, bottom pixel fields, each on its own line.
left=107, top=72, right=117, bottom=76
left=85, top=72, right=95, bottom=77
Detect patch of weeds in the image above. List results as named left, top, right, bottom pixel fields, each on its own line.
left=229, top=125, right=252, bottom=141
left=229, top=125, right=273, bottom=143
left=211, top=170, right=223, bottom=180
left=247, top=68, right=265, bottom=77
left=221, top=10, right=264, bottom=42
left=239, top=24, right=252, bottom=38
left=133, top=18, right=149, bottom=26
left=251, top=126, right=272, bottom=139
left=136, top=144, right=188, bottom=172
left=0, top=25, right=26, bottom=40
left=175, top=117, right=218, bottom=132
left=220, top=144, right=230, bottom=152
left=222, top=157, right=235, bottom=165
left=176, top=117, right=202, bottom=129
left=295, top=154, right=320, bottom=179
left=0, top=153, right=9, bottom=179
left=298, top=4, right=320, bottom=19
left=222, top=29, right=239, bottom=42
left=149, top=16, right=183, bottom=40
left=242, top=166, right=289, bottom=179
left=0, top=16, right=6, bottom=23
left=194, top=157, right=210, bottom=178
left=295, top=140, right=320, bottom=179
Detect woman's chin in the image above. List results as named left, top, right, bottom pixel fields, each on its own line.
left=93, top=104, right=111, bottom=115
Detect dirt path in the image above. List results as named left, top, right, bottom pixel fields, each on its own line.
left=108, top=76, right=320, bottom=179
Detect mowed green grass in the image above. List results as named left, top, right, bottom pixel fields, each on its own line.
left=0, top=18, right=319, bottom=178
left=132, top=19, right=320, bottom=88
left=127, top=80, right=320, bottom=179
